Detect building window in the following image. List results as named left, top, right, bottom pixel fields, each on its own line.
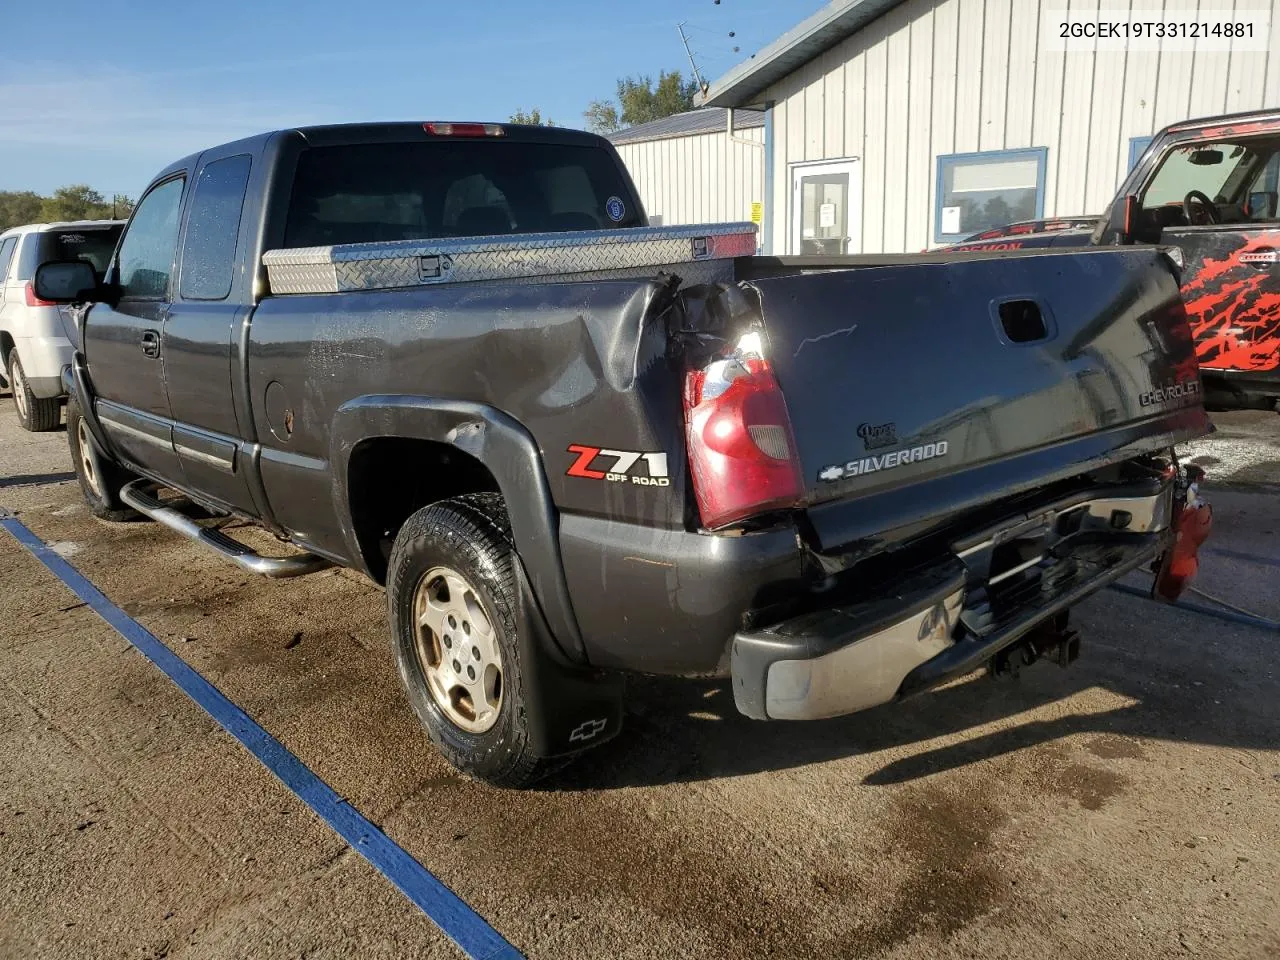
left=1129, top=136, right=1155, bottom=172
left=934, top=148, right=1047, bottom=243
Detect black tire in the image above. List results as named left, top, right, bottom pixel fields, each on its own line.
left=8, top=352, right=61, bottom=432
left=387, top=493, right=561, bottom=788
left=67, top=398, right=138, bottom=521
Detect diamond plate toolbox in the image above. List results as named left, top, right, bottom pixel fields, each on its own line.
left=262, top=222, right=758, bottom=295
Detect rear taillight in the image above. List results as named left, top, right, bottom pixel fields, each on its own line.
left=684, top=338, right=804, bottom=529
left=423, top=122, right=505, bottom=137
left=25, top=282, right=54, bottom=307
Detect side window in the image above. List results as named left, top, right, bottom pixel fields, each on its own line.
left=0, top=237, right=17, bottom=283
left=180, top=155, right=252, bottom=300
left=15, top=233, right=42, bottom=281
left=1244, top=153, right=1280, bottom=221
left=117, top=177, right=185, bottom=299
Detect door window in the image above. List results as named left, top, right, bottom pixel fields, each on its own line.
left=117, top=178, right=185, bottom=299
left=180, top=155, right=252, bottom=300
left=798, top=174, right=849, bottom=255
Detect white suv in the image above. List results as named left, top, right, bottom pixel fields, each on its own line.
left=0, top=220, right=124, bottom=430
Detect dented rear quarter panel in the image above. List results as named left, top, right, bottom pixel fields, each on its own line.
left=246, top=278, right=691, bottom=561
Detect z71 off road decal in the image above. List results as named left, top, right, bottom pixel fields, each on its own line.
left=566, top=445, right=670, bottom=486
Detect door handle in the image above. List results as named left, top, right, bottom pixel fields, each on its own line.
left=140, top=330, right=160, bottom=358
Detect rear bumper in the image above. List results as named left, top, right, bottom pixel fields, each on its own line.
left=10, top=334, right=73, bottom=396
left=731, top=481, right=1173, bottom=721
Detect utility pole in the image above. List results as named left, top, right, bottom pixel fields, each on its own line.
left=677, top=22, right=709, bottom=94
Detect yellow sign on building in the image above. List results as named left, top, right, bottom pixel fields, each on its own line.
left=750, top=202, right=763, bottom=225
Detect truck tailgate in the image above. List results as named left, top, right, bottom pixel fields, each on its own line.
left=748, top=247, right=1209, bottom=551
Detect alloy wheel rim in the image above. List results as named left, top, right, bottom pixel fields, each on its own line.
left=11, top=360, right=26, bottom=420
left=412, top=565, right=503, bottom=734
left=77, top=419, right=101, bottom=498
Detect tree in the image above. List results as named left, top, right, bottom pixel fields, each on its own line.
left=583, top=99, right=621, bottom=135
left=583, top=70, right=699, bottom=135
left=0, top=191, right=44, bottom=232
left=0, top=186, right=132, bottom=231
left=509, top=108, right=555, bottom=126
left=618, top=71, right=699, bottom=127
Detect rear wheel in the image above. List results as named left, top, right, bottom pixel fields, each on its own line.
left=8, top=352, right=61, bottom=432
left=387, top=493, right=562, bottom=788
left=67, top=398, right=138, bottom=521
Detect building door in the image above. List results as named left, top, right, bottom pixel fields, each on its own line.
left=791, top=160, right=861, bottom=255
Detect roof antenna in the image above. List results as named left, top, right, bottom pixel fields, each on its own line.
left=677, top=21, right=710, bottom=95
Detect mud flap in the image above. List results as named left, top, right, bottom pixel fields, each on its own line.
left=64, top=352, right=114, bottom=460
left=513, top=561, right=625, bottom=758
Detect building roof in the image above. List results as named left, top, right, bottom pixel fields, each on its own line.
left=700, top=0, right=909, bottom=108
left=607, top=108, right=764, bottom=145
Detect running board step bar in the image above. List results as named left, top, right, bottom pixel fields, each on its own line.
left=120, top=480, right=331, bottom=578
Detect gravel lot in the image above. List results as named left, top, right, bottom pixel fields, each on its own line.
left=2, top=396, right=1278, bottom=960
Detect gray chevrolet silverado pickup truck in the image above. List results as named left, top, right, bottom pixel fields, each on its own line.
left=35, top=121, right=1210, bottom=786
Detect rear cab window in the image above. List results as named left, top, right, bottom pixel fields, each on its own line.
left=282, top=140, right=641, bottom=248
left=179, top=154, right=253, bottom=300
left=16, top=226, right=124, bottom=280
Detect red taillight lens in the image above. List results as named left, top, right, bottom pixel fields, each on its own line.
left=423, top=122, right=505, bottom=137
left=25, top=282, right=54, bottom=307
left=684, top=356, right=804, bottom=528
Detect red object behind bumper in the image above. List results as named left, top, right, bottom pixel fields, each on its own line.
left=1154, top=499, right=1213, bottom=602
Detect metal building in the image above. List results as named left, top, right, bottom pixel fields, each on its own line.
left=633, top=0, right=1280, bottom=254
left=609, top=108, right=765, bottom=229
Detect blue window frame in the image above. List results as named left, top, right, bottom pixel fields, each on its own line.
left=1128, top=136, right=1155, bottom=172
left=934, top=147, right=1048, bottom=244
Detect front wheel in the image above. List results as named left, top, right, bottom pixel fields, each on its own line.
left=8, top=351, right=61, bottom=432
left=387, top=493, right=561, bottom=788
left=67, top=398, right=138, bottom=521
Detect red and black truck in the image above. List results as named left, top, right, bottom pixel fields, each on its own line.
left=954, top=109, right=1280, bottom=412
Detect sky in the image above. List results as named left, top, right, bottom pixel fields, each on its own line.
left=0, top=0, right=824, bottom=199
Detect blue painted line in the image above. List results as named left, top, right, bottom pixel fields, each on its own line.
left=0, top=514, right=523, bottom=960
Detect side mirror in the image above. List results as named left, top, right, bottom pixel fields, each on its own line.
left=33, top=260, right=99, bottom=304
left=1247, top=191, right=1277, bottom=219
left=1100, top=194, right=1140, bottom=244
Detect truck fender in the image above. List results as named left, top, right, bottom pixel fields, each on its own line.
left=328, top=394, right=587, bottom=664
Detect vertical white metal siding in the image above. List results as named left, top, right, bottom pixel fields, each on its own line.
left=760, top=0, right=1280, bottom=254
left=613, top=126, right=765, bottom=227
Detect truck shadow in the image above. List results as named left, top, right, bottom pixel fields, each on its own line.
left=550, top=606, right=1279, bottom=791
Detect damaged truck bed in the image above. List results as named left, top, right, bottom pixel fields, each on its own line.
left=38, top=121, right=1210, bottom=785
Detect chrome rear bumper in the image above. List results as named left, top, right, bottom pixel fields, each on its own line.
left=731, top=480, right=1173, bottom=721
